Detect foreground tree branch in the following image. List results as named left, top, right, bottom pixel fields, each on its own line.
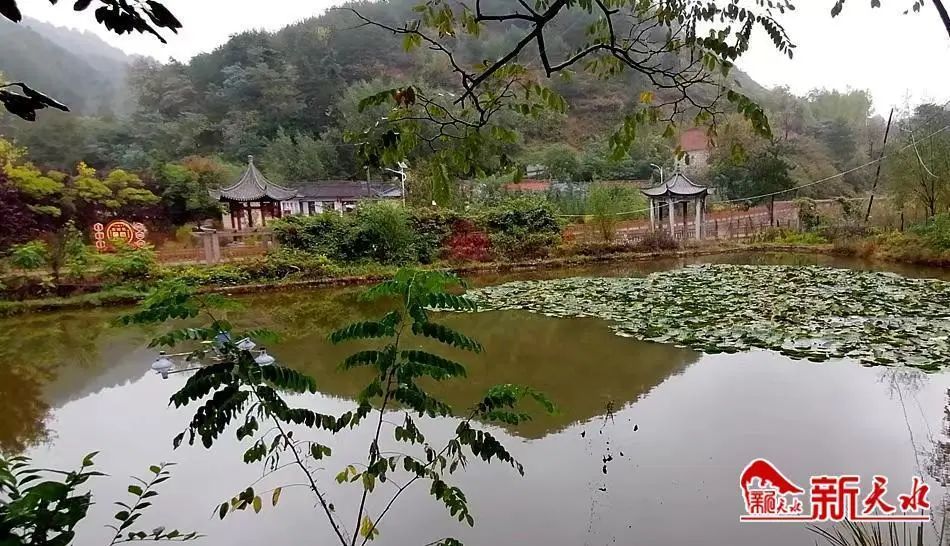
left=345, top=0, right=794, bottom=176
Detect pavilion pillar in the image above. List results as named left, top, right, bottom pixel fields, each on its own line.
left=694, top=197, right=702, bottom=240
left=649, top=199, right=656, bottom=231
left=681, top=201, right=687, bottom=235
left=667, top=197, right=675, bottom=237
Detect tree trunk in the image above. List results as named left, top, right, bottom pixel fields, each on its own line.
left=769, top=195, right=775, bottom=227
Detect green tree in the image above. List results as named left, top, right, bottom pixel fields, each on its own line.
left=260, top=128, right=332, bottom=183
left=0, top=453, right=199, bottom=546
left=814, top=117, right=858, bottom=168
left=525, top=143, right=580, bottom=181
left=587, top=183, right=648, bottom=242
left=119, top=271, right=553, bottom=546
left=576, top=134, right=674, bottom=181
left=712, top=142, right=795, bottom=224
left=887, top=103, right=950, bottom=217
left=806, top=88, right=872, bottom=129
left=156, top=156, right=234, bottom=225
left=3, top=148, right=159, bottom=280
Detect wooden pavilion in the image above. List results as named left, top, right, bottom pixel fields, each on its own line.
left=212, top=156, right=299, bottom=230
left=641, top=172, right=709, bottom=240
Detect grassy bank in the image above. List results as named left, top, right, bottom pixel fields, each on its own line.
left=830, top=232, right=950, bottom=267
left=7, top=221, right=950, bottom=318
left=0, top=242, right=802, bottom=317
left=752, top=216, right=950, bottom=267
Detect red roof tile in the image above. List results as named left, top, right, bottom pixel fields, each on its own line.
left=504, top=180, right=551, bottom=192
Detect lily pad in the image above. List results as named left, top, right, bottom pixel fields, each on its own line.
left=468, top=264, right=950, bottom=369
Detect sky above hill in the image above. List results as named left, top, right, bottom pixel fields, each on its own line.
left=21, top=0, right=950, bottom=114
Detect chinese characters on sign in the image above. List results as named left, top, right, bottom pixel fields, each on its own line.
left=92, top=220, right=148, bottom=252
left=739, top=459, right=930, bottom=523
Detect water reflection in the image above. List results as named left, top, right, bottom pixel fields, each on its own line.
left=16, top=349, right=949, bottom=546
left=0, top=290, right=699, bottom=449
left=235, top=288, right=701, bottom=436
left=0, top=310, right=118, bottom=453
left=3, top=249, right=949, bottom=453
left=4, top=253, right=950, bottom=546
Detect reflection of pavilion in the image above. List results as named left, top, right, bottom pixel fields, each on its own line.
left=642, top=172, right=709, bottom=239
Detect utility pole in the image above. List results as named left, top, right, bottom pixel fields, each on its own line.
left=384, top=162, right=409, bottom=207
left=865, top=108, right=894, bottom=224
left=650, top=163, right=664, bottom=186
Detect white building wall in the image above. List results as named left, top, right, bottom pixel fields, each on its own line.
left=289, top=199, right=347, bottom=216
left=282, top=200, right=301, bottom=216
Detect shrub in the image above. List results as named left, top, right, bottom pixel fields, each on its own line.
left=490, top=230, right=558, bottom=259
left=409, top=207, right=462, bottom=263
left=272, top=213, right=350, bottom=256
left=444, top=220, right=492, bottom=263
left=478, top=196, right=561, bottom=235
left=476, top=197, right=562, bottom=259
left=837, top=196, right=861, bottom=222
left=818, top=223, right=873, bottom=242
left=832, top=236, right=879, bottom=258
left=348, top=202, right=418, bottom=264
left=871, top=231, right=940, bottom=262
left=796, top=198, right=822, bottom=231
left=99, top=244, right=159, bottom=285
left=242, top=249, right=338, bottom=280
left=9, top=240, right=48, bottom=270
left=910, top=213, right=950, bottom=251
left=588, top=184, right=619, bottom=242
left=586, top=183, right=648, bottom=242
left=274, top=203, right=420, bottom=264
left=634, top=231, right=679, bottom=252
left=9, top=229, right=96, bottom=283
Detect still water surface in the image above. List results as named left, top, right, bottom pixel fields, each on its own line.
left=2, top=253, right=949, bottom=545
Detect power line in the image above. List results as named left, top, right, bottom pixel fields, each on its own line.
left=555, top=122, right=950, bottom=217
left=715, top=123, right=950, bottom=205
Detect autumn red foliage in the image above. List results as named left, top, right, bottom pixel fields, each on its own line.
left=444, top=220, right=492, bottom=263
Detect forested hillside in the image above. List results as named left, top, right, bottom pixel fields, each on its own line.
left=0, top=0, right=920, bottom=203
left=0, top=17, right=133, bottom=116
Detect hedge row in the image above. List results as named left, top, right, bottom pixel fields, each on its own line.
left=272, top=199, right=563, bottom=264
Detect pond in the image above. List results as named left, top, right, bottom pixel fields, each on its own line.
left=3, top=252, right=950, bottom=546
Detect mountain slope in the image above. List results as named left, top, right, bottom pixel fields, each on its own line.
left=0, top=17, right=132, bottom=115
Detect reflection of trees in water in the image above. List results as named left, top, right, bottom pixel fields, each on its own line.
left=932, top=391, right=950, bottom=487
left=0, top=364, right=50, bottom=454
left=235, top=288, right=376, bottom=339
left=235, top=292, right=701, bottom=439
left=879, top=367, right=929, bottom=399
left=0, top=311, right=112, bottom=453
left=928, top=390, right=950, bottom=544
left=878, top=368, right=950, bottom=544
left=0, top=284, right=699, bottom=452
